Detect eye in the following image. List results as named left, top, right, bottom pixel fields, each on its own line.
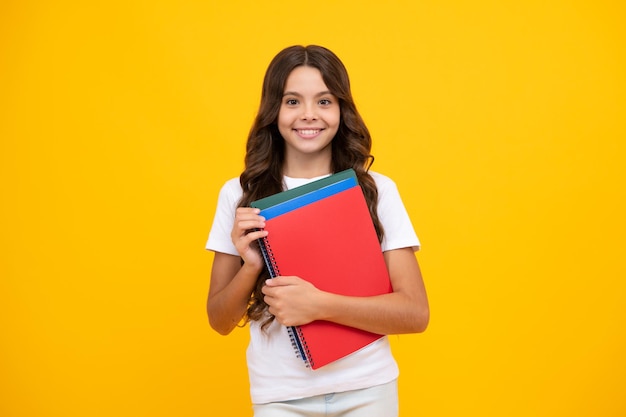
left=285, top=98, right=298, bottom=106
left=319, top=98, right=332, bottom=106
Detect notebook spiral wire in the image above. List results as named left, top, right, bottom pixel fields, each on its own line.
left=258, top=232, right=310, bottom=367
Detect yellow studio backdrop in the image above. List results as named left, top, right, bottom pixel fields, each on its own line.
left=1, top=1, right=624, bottom=416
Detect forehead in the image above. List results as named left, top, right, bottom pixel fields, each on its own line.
left=283, top=66, right=329, bottom=93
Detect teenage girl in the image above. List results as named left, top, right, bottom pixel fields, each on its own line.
left=206, top=45, right=429, bottom=417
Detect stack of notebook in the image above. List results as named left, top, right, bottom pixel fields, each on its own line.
left=251, top=169, right=391, bottom=370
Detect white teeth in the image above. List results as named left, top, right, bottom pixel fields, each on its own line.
left=298, top=129, right=319, bottom=135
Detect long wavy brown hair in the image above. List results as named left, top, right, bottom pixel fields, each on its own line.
left=238, top=45, right=384, bottom=328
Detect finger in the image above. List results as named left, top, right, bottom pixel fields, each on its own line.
left=235, top=208, right=264, bottom=221
left=235, top=214, right=265, bottom=224
left=235, top=207, right=261, bottom=215
left=234, top=223, right=266, bottom=239
left=234, top=218, right=266, bottom=231
left=264, top=277, right=285, bottom=287
left=266, top=276, right=299, bottom=286
left=265, top=277, right=296, bottom=289
left=235, top=207, right=264, bottom=221
left=263, top=292, right=278, bottom=307
left=235, top=216, right=265, bottom=229
left=237, top=230, right=267, bottom=246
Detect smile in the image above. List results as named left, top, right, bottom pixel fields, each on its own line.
left=296, top=129, right=321, bottom=136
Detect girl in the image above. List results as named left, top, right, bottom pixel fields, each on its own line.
left=206, top=45, right=429, bottom=417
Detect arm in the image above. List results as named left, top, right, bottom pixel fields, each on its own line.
left=207, top=208, right=267, bottom=335
left=262, top=247, right=429, bottom=335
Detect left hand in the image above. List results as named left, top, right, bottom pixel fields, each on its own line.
left=262, top=276, right=323, bottom=327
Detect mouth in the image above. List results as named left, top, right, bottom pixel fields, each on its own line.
left=294, top=129, right=323, bottom=138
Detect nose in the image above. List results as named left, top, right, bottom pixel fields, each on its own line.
left=301, top=104, right=317, bottom=121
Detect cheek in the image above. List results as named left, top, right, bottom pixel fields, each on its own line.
left=277, top=109, right=293, bottom=127
left=277, top=113, right=292, bottom=138
left=329, top=109, right=341, bottom=127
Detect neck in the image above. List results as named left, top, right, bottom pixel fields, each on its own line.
left=282, top=158, right=332, bottom=179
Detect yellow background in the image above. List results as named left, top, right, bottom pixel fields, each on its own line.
left=2, top=1, right=625, bottom=416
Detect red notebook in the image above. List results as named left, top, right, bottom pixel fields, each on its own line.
left=252, top=170, right=392, bottom=369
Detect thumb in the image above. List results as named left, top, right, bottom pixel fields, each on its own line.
left=265, top=276, right=293, bottom=286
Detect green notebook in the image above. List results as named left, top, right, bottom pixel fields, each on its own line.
left=250, top=169, right=357, bottom=211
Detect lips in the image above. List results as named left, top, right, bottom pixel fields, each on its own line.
left=296, top=129, right=321, bottom=135
left=293, top=129, right=326, bottom=140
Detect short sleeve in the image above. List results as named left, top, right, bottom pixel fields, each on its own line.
left=206, top=178, right=243, bottom=256
left=372, top=172, right=420, bottom=252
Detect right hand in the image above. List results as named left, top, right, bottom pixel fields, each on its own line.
left=231, top=207, right=268, bottom=270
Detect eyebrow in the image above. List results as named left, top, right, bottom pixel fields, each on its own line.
left=282, top=90, right=333, bottom=97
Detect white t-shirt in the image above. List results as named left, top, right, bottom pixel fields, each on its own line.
left=206, top=171, right=420, bottom=404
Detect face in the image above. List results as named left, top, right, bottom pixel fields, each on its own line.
left=277, top=66, right=340, bottom=165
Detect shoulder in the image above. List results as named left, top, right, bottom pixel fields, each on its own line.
left=217, top=176, right=243, bottom=201
left=221, top=176, right=242, bottom=192
left=369, top=170, right=396, bottom=186
left=368, top=171, right=400, bottom=196
left=212, top=176, right=243, bottom=215
left=207, top=177, right=241, bottom=254
left=368, top=171, right=420, bottom=251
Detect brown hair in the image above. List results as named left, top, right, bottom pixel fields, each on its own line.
left=239, top=45, right=384, bottom=327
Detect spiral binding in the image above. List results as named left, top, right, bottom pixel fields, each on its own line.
left=258, top=235, right=279, bottom=278
left=258, top=233, right=311, bottom=367
left=287, top=327, right=309, bottom=367
left=296, top=326, right=314, bottom=369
